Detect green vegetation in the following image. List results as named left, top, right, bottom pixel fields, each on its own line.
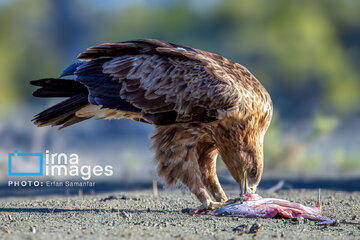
left=0, top=0, right=359, bottom=173
left=264, top=112, right=338, bottom=172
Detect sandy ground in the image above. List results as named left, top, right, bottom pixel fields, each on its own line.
left=0, top=189, right=359, bottom=240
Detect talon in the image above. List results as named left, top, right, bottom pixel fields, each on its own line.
left=209, top=201, right=225, bottom=209
left=187, top=201, right=226, bottom=215
left=186, top=205, right=208, bottom=215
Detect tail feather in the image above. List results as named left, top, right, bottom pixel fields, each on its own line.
left=31, top=78, right=91, bottom=129
left=31, top=78, right=87, bottom=98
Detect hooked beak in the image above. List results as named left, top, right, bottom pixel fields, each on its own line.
left=240, top=172, right=256, bottom=196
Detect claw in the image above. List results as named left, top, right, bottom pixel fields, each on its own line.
left=209, top=201, right=225, bottom=209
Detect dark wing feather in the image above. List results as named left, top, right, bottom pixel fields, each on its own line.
left=75, top=58, right=142, bottom=113
left=76, top=39, right=243, bottom=125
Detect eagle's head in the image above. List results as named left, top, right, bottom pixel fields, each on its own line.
left=220, top=135, right=264, bottom=195
left=210, top=110, right=271, bottom=196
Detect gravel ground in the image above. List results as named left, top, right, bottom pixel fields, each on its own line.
left=0, top=189, right=359, bottom=240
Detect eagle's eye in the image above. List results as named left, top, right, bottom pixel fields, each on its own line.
left=249, top=166, right=257, bottom=178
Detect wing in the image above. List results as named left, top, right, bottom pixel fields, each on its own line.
left=75, top=39, right=247, bottom=125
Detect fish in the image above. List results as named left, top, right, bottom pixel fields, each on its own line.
left=210, top=174, right=325, bottom=221
left=207, top=174, right=335, bottom=223
left=210, top=192, right=324, bottom=220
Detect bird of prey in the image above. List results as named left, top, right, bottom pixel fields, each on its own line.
left=31, top=39, right=273, bottom=209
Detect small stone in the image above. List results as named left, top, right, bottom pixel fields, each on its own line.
left=232, top=224, right=250, bottom=234
left=249, top=222, right=262, bottom=234
left=100, top=195, right=117, bottom=202
left=316, top=219, right=340, bottom=226
left=291, top=218, right=299, bottom=224
left=120, top=195, right=129, bottom=200
left=291, top=217, right=304, bottom=224
left=119, top=211, right=131, bottom=219
left=0, top=226, right=10, bottom=234
left=8, top=215, right=14, bottom=222
left=29, top=226, right=36, bottom=233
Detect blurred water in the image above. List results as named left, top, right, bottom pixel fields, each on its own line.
left=0, top=104, right=155, bottom=184
left=1, top=103, right=359, bottom=187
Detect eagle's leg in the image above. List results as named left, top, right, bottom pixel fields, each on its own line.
left=197, top=142, right=228, bottom=203
left=157, top=146, right=213, bottom=207
left=152, top=126, right=220, bottom=210
left=174, top=146, right=213, bottom=208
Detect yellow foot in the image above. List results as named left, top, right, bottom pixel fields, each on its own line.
left=187, top=201, right=226, bottom=215
left=208, top=201, right=226, bottom=209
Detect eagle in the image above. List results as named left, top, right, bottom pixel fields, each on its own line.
left=31, top=39, right=273, bottom=209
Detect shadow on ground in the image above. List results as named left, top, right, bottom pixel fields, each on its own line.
left=0, top=207, right=178, bottom=214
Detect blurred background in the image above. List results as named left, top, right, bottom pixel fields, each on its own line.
left=0, top=0, right=359, bottom=195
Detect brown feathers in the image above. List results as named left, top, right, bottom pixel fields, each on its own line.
left=32, top=39, right=273, bottom=207
left=77, top=39, right=272, bottom=125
